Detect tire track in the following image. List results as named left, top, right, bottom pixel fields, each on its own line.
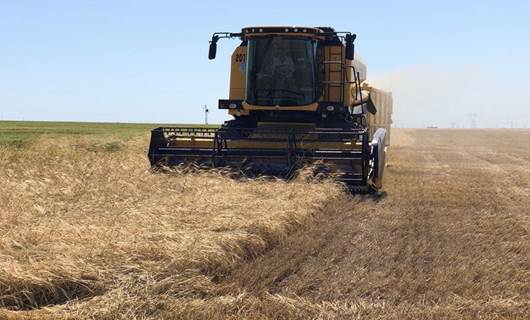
left=213, top=129, right=530, bottom=319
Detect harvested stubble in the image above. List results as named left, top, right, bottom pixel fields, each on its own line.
left=1, top=129, right=529, bottom=320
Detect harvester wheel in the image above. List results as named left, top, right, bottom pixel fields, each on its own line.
left=368, top=128, right=387, bottom=191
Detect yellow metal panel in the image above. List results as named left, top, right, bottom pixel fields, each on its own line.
left=229, top=46, right=247, bottom=100
left=168, top=138, right=214, bottom=148
left=242, top=101, right=319, bottom=112
left=364, top=84, right=393, bottom=146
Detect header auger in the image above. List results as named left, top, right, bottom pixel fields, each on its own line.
left=148, top=26, right=393, bottom=192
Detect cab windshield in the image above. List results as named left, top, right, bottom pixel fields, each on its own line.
left=246, top=37, right=318, bottom=106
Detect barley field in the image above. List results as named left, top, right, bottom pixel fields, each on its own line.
left=0, top=122, right=529, bottom=319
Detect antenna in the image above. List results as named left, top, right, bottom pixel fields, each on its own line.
left=203, top=105, right=209, bottom=125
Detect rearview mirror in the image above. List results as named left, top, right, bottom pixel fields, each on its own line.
left=345, top=34, right=356, bottom=60
left=208, top=35, right=219, bottom=60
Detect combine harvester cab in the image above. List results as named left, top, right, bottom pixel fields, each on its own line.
left=148, top=26, right=392, bottom=192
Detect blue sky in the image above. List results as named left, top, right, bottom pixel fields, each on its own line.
left=1, top=0, right=529, bottom=127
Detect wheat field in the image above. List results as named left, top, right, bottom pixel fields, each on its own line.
left=0, top=126, right=529, bottom=319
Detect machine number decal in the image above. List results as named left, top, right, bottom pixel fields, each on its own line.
left=235, top=53, right=246, bottom=62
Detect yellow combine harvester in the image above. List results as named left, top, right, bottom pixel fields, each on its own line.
left=148, top=26, right=392, bottom=192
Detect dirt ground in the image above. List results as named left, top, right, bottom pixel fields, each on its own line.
left=1, top=128, right=529, bottom=319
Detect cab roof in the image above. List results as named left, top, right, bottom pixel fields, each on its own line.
left=242, top=26, right=328, bottom=38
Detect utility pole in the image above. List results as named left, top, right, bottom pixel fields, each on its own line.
left=203, top=105, right=209, bottom=125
